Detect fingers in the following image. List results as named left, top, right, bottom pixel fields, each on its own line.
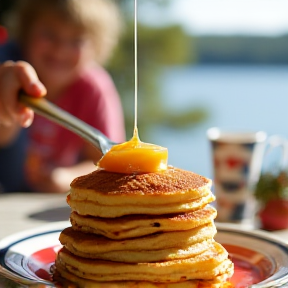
left=0, top=61, right=46, bottom=127
left=15, top=61, right=47, bottom=97
left=20, top=107, right=34, bottom=128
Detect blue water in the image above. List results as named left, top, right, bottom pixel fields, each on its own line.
left=150, top=65, right=288, bottom=178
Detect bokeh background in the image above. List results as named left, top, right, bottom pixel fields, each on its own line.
left=1, top=0, right=288, bottom=178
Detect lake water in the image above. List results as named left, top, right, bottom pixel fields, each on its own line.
left=151, top=65, right=288, bottom=178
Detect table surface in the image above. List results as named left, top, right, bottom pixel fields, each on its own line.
left=1, top=193, right=288, bottom=287
left=0, top=193, right=69, bottom=288
left=0, top=193, right=69, bottom=239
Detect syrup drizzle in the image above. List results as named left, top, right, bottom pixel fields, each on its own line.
left=134, top=0, right=138, bottom=136
left=97, top=0, right=168, bottom=173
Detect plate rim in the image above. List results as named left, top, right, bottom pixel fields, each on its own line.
left=1, top=222, right=288, bottom=288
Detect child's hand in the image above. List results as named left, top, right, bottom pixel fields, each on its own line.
left=0, top=61, right=46, bottom=127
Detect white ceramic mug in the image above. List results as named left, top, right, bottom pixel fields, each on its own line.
left=207, top=127, right=279, bottom=226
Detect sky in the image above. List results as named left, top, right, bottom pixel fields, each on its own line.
left=140, top=0, right=288, bottom=36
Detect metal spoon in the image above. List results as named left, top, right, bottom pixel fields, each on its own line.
left=18, top=93, right=116, bottom=155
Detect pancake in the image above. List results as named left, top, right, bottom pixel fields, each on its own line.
left=70, top=205, right=217, bottom=240
left=70, top=167, right=212, bottom=206
left=59, top=223, right=217, bottom=258
left=54, top=262, right=233, bottom=288
left=61, top=237, right=215, bottom=263
left=55, top=242, right=233, bottom=282
left=67, top=192, right=215, bottom=218
left=54, top=164, right=233, bottom=287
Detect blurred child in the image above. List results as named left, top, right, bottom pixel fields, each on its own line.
left=0, top=0, right=125, bottom=193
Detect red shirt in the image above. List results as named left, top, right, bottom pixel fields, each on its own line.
left=25, top=66, right=125, bottom=173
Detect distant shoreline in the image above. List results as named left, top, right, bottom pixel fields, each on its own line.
left=193, top=35, right=288, bottom=65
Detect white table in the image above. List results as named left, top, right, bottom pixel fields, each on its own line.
left=0, top=193, right=288, bottom=287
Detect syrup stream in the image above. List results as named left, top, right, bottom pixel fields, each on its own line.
left=97, top=0, right=168, bottom=173
left=133, top=0, right=138, bottom=137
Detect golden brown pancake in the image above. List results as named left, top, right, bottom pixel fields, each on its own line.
left=61, top=237, right=215, bottom=263
left=54, top=165, right=233, bottom=287
left=55, top=242, right=233, bottom=282
left=54, top=262, right=232, bottom=288
left=67, top=192, right=215, bottom=218
left=59, top=223, right=217, bottom=258
left=69, top=167, right=212, bottom=206
left=70, top=205, right=217, bottom=240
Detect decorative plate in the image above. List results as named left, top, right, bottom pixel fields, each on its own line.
left=0, top=222, right=288, bottom=288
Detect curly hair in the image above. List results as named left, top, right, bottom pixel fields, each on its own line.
left=13, top=0, right=122, bottom=65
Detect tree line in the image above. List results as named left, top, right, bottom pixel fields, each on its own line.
left=193, top=35, right=288, bottom=65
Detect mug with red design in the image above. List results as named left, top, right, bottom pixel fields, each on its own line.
left=207, top=127, right=269, bottom=226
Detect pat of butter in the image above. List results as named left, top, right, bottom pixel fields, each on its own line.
left=97, top=129, right=168, bottom=174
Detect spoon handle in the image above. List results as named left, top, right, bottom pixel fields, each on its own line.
left=19, top=93, right=114, bottom=154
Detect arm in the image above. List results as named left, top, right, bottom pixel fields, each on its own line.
left=0, top=61, right=46, bottom=146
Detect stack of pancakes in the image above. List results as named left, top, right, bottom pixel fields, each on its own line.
left=54, top=167, right=233, bottom=288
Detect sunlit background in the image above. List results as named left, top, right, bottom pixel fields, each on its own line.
left=1, top=0, right=288, bottom=178
left=148, top=0, right=288, bottom=36
left=133, top=0, right=288, bottom=178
